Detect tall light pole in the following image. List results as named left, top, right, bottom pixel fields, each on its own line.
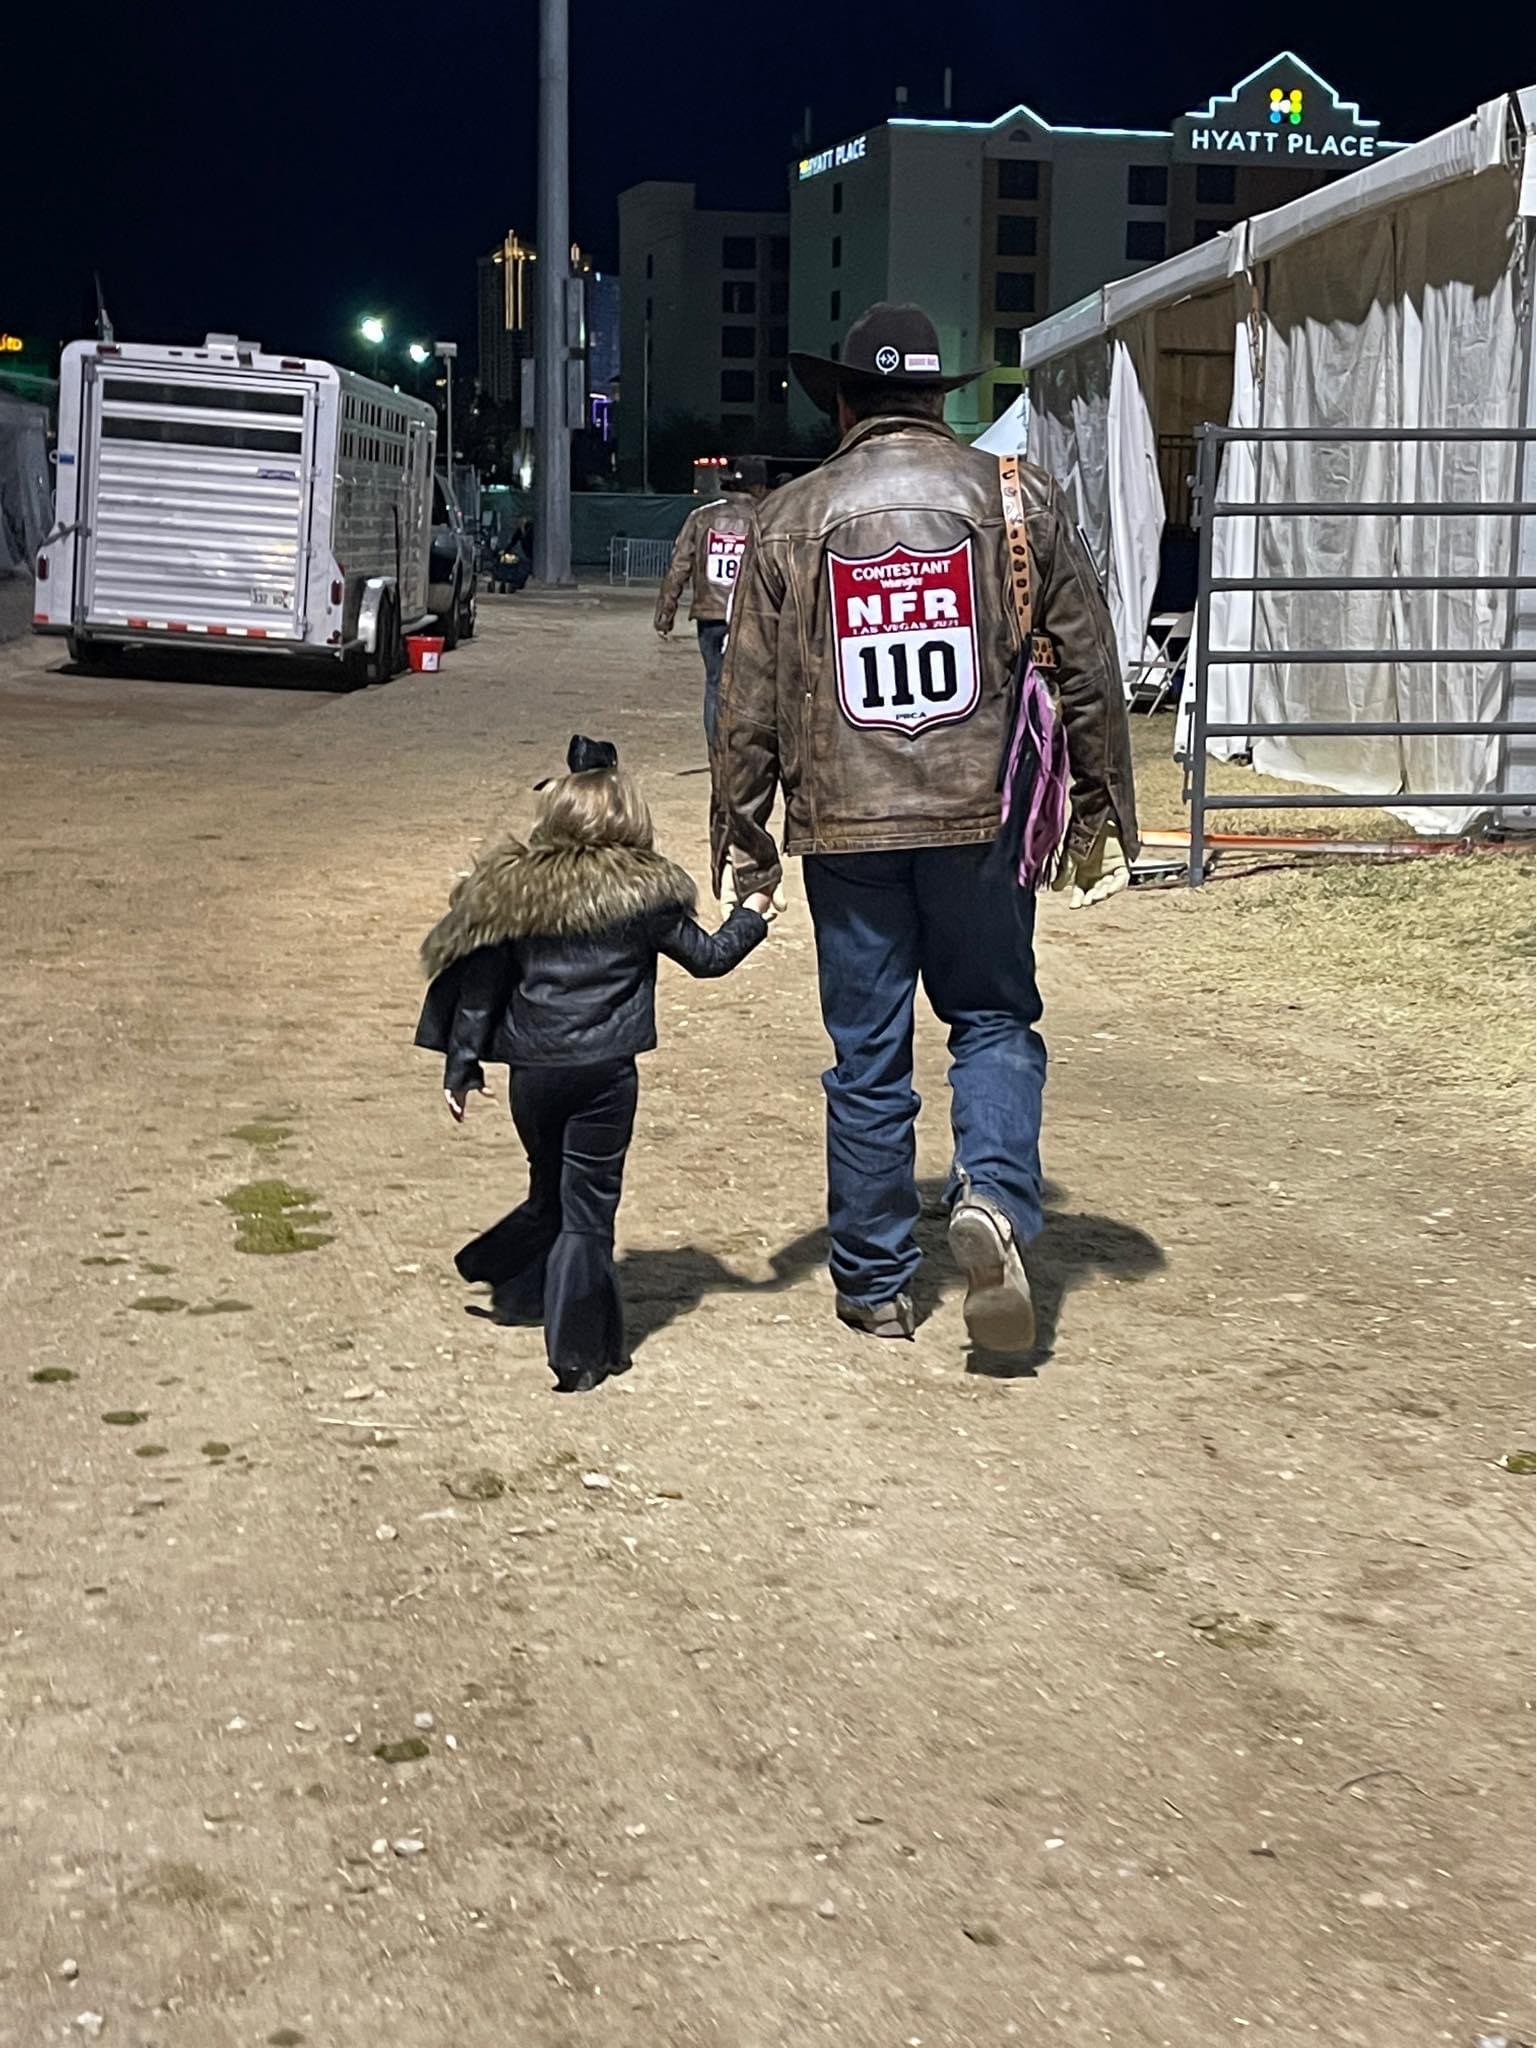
left=435, top=341, right=458, bottom=475
left=535, top=0, right=572, bottom=584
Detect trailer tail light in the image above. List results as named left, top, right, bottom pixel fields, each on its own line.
left=281, top=358, right=306, bottom=370
left=330, top=578, right=344, bottom=606
left=96, top=344, right=121, bottom=357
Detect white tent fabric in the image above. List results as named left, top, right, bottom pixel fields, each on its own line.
left=974, top=392, right=1028, bottom=457
left=1025, top=342, right=1111, bottom=589
left=1241, top=168, right=1529, bottom=830
left=1021, top=88, right=1534, bottom=833
left=1106, top=321, right=1165, bottom=679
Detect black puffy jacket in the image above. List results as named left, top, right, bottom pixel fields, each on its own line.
left=415, top=835, right=766, bottom=1090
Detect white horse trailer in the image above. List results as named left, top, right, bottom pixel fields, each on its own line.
left=34, top=335, right=437, bottom=682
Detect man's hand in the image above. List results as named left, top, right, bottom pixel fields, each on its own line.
left=1055, top=824, right=1130, bottom=910
left=721, top=859, right=786, bottom=922
left=445, top=1084, right=487, bottom=1124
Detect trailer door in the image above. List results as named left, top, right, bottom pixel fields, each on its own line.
left=77, top=359, right=316, bottom=641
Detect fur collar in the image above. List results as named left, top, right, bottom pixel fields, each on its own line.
left=420, top=835, right=697, bottom=978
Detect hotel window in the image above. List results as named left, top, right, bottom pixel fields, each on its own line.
left=721, top=235, right=756, bottom=270
left=1125, top=220, right=1166, bottom=261
left=832, top=235, right=842, bottom=268
left=1127, top=165, right=1168, bottom=207
left=993, top=384, right=1020, bottom=420
left=769, top=279, right=789, bottom=315
left=722, top=280, right=757, bottom=314
left=994, top=272, right=1036, bottom=314
left=996, top=215, right=1037, bottom=258
left=1193, top=218, right=1235, bottom=244
left=645, top=253, right=654, bottom=279
left=832, top=181, right=844, bottom=215
left=768, top=326, right=788, bottom=359
left=1196, top=165, right=1237, bottom=205
left=996, top=158, right=1040, bottom=201
left=721, top=369, right=755, bottom=403
left=769, top=235, right=790, bottom=271
left=830, top=289, right=842, bottom=322
left=721, top=326, right=756, bottom=358
left=994, top=326, right=1022, bottom=366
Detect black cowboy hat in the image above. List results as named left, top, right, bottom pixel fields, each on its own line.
left=789, top=302, right=985, bottom=417
left=536, top=733, right=618, bottom=788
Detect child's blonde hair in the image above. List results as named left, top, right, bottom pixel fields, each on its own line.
left=531, top=767, right=655, bottom=852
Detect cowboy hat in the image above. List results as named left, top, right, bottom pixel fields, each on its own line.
left=789, top=302, right=984, bottom=417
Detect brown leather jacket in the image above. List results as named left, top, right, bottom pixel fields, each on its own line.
left=711, top=415, right=1138, bottom=894
left=654, top=494, right=757, bottom=630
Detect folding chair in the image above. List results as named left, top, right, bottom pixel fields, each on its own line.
left=1125, top=611, right=1193, bottom=715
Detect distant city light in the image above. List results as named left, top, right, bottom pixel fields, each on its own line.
left=359, top=316, right=386, bottom=346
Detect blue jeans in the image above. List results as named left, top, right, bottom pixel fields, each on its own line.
left=698, top=621, right=728, bottom=745
left=802, top=846, right=1046, bottom=1307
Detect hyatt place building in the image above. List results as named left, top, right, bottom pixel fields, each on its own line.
left=788, top=54, right=1408, bottom=440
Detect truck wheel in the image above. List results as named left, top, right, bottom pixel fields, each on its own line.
left=441, top=580, right=461, bottom=652
left=459, top=582, right=477, bottom=642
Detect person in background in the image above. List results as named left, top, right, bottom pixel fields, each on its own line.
left=415, top=736, right=773, bottom=1394
left=654, top=459, right=767, bottom=743
left=711, top=303, right=1137, bottom=1359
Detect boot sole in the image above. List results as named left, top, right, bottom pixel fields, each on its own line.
left=949, top=1207, right=1036, bottom=1353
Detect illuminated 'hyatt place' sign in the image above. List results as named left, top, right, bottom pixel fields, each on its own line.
left=799, top=134, right=867, bottom=180
left=1174, top=52, right=1401, bottom=163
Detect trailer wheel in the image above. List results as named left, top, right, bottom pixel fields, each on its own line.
left=369, top=594, right=400, bottom=684
left=441, top=579, right=461, bottom=652
left=459, top=582, right=477, bottom=643
left=67, top=634, right=114, bottom=672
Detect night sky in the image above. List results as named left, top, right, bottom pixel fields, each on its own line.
left=8, top=0, right=1529, bottom=373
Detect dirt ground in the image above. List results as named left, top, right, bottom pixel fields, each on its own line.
left=1, top=593, right=1531, bottom=2048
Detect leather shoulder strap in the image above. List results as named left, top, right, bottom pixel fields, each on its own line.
left=997, top=455, right=1033, bottom=647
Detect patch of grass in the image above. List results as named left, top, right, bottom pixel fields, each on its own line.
left=189, top=1299, right=255, bottom=1316
left=32, top=1367, right=77, bottom=1384
left=201, top=1441, right=232, bottom=1460
left=81, top=1255, right=131, bottom=1268
left=1156, top=850, right=1535, bottom=1104
left=102, top=1410, right=147, bottom=1426
left=130, top=1296, right=188, bottom=1314
left=228, top=1121, right=296, bottom=1150
left=221, top=1180, right=332, bottom=1256
left=140, top=1262, right=176, bottom=1276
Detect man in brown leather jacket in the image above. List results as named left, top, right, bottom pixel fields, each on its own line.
left=654, top=459, right=766, bottom=742
left=712, top=304, right=1137, bottom=1356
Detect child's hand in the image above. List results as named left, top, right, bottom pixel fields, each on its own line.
left=745, top=890, right=783, bottom=923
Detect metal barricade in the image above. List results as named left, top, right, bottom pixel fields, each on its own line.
left=1186, top=423, right=1535, bottom=885
left=608, top=536, right=672, bottom=586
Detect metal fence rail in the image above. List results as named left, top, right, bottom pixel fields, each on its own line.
left=608, top=536, right=671, bottom=586
left=1186, top=423, right=1535, bottom=885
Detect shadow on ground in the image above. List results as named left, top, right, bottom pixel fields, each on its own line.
left=610, top=1176, right=1165, bottom=1371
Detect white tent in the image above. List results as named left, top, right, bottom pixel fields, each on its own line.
left=1020, top=89, right=1535, bottom=833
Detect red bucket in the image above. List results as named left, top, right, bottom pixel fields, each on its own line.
left=406, top=634, right=446, bottom=674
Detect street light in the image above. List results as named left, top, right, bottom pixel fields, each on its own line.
left=359, top=315, right=385, bottom=378
left=434, top=341, right=458, bottom=475
left=407, top=342, right=430, bottom=396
